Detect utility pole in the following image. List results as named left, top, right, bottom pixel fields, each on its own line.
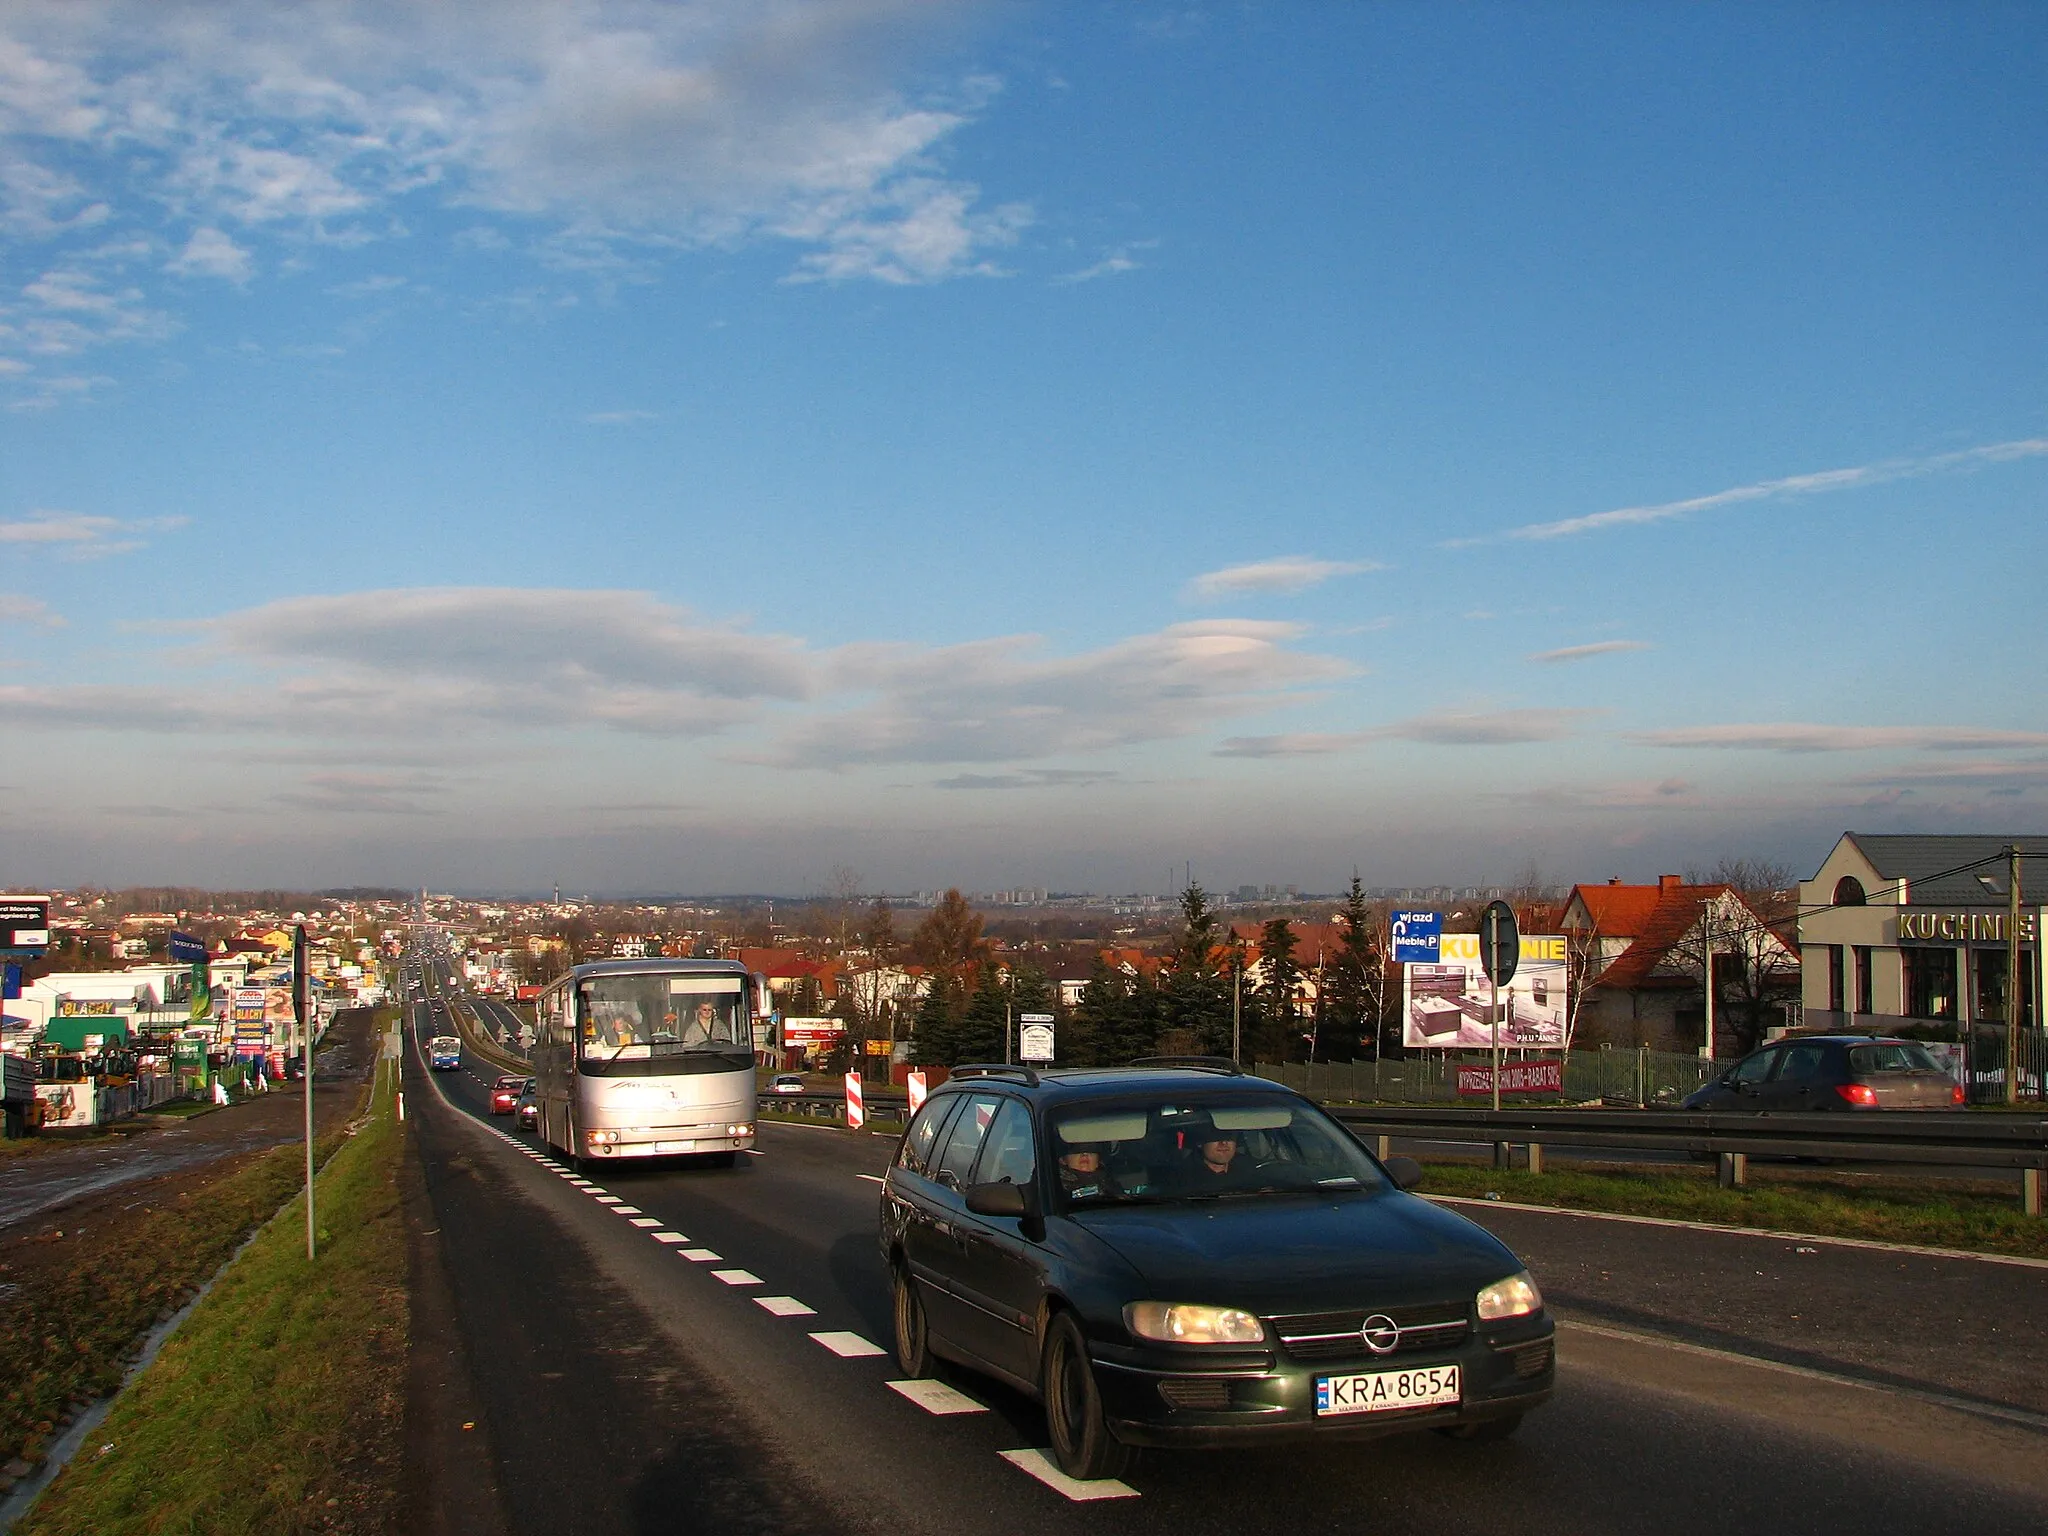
left=295, top=924, right=314, bottom=1261
left=2007, top=844, right=2023, bottom=1107
left=1232, top=956, right=1242, bottom=1065
left=1701, top=902, right=1716, bottom=1061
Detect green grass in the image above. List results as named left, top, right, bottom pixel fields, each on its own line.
left=20, top=1060, right=407, bottom=1536
left=1417, top=1159, right=2048, bottom=1259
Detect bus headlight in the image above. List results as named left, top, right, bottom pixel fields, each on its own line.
left=587, top=1129, right=621, bottom=1146
left=727, top=1122, right=754, bottom=1139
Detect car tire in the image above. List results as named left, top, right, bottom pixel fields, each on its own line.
left=1042, top=1310, right=1130, bottom=1481
left=893, top=1265, right=934, bottom=1378
left=1439, top=1412, right=1522, bottom=1443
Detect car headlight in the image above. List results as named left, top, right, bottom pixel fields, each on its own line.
left=1476, top=1271, right=1543, bottom=1321
left=1124, top=1302, right=1266, bottom=1345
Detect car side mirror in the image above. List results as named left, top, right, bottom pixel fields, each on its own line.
left=1383, top=1155, right=1424, bottom=1191
left=965, top=1181, right=1029, bottom=1218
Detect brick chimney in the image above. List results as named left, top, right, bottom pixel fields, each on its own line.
left=1659, top=874, right=1682, bottom=891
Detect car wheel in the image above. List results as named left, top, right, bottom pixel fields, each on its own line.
left=1439, top=1412, right=1522, bottom=1443
left=892, top=1265, right=934, bottom=1378
left=1042, top=1311, right=1129, bottom=1481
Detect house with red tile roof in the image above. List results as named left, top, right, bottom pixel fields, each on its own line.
left=1561, top=875, right=1797, bottom=1055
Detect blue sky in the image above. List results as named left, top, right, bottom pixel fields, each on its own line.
left=2, top=1, right=2045, bottom=895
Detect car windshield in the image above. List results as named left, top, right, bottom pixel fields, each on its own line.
left=579, top=973, right=748, bottom=1060
left=1850, top=1042, right=1942, bottom=1074
left=1048, top=1094, right=1386, bottom=1207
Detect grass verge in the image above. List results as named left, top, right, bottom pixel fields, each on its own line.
left=19, top=1057, right=407, bottom=1536
left=1417, top=1160, right=2048, bottom=1260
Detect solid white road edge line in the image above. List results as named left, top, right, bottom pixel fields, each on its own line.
left=1429, top=1194, right=2048, bottom=1270
left=997, top=1449, right=1138, bottom=1501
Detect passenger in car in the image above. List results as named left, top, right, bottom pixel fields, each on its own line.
left=1058, top=1145, right=1120, bottom=1200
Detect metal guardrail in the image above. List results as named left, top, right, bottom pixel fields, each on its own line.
left=1325, top=1103, right=2048, bottom=1213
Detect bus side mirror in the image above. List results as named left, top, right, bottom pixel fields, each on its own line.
left=753, top=976, right=771, bottom=1017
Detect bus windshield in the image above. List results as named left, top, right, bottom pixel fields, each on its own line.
left=580, top=974, right=749, bottom=1060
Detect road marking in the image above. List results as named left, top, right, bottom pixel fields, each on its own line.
left=567, top=1179, right=595, bottom=1188
left=651, top=1231, right=689, bottom=1244
left=855, top=1174, right=886, bottom=1185
left=629, top=1217, right=662, bottom=1228
left=611, top=1205, right=643, bottom=1214
left=681, top=1249, right=723, bottom=1262
left=712, top=1268, right=762, bottom=1286
left=1429, top=1194, right=2048, bottom=1270
left=1558, top=1319, right=2048, bottom=1431
left=755, top=1296, right=816, bottom=1317
left=743, top=1148, right=765, bottom=1156
left=998, top=1449, right=1138, bottom=1501
left=888, top=1380, right=988, bottom=1415
left=593, top=1195, right=622, bottom=1204
left=809, top=1331, right=887, bottom=1358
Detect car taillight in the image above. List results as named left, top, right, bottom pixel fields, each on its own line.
left=1951, top=1083, right=1966, bottom=1105
left=1834, top=1083, right=1878, bottom=1107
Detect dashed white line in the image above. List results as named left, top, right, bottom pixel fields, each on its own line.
left=887, top=1380, right=987, bottom=1415
left=712, top=1268, right=762, bottom=1286
left=651, top=1232, right=689, bottom=1244
left=998, top=1449, right=1138, bottom=1501
left=611, top=1205, right=643, bottom=1215
left=809, top=1331, right=886, bottom=1358
left=681, top=1249, right=723, bottom=1262
left=593, top=1195, right=622, bottom=1205
left=755, top=1296, right=816, bottom=1317
left=628, top=1217, right=662, bottom=1228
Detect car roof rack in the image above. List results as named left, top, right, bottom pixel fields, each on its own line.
left=949, top=1063, right=1041, bottom=1086
left=1127, top=1055, right=1244, bottom=1075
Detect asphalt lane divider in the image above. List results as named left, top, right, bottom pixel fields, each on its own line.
left=421, top=1027, right=1142, bottom=1505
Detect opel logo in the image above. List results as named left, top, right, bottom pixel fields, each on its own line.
left=1360, top=1314, right=1400, bottom=1355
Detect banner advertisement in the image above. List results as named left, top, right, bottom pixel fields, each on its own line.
left=1403, top=934, right=1569, bottom=1049
left=782, top=1016, right=845, bottom=1046
left=1456, top=1059, right=1564, bottom=1097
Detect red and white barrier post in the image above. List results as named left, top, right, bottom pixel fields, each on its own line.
left=844, top=1071, right=865, bottom=1130
left=906, top=1069, right=927, bottom=1116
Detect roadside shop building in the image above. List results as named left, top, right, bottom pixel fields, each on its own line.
left=1797, top=833, right=2044, bottom=1034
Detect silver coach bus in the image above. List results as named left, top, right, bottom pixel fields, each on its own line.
left=533, top=958, right=764, bottom=1169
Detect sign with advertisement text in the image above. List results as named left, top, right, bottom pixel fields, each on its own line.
left=0, top=899, right=48, bottom=951
left=1390, top=911, right=1442, bottom=965
left=782, top=1016, right=845, bottom=1046
left=1018, top=1012, right=1055, bottom=1063
left=1404, top=935, right=1569, bottom=1050
left=1456, top=1058, right=1564, bottom=1097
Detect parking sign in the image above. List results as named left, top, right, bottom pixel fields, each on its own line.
left=1390, top=911, right=1442, bottom=965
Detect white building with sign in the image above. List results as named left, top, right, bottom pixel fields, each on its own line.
left=1797, top=833, right=2044, bottom=1033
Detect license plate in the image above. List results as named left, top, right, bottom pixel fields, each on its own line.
left=1316, top=1364, right=1460, bottom=1416
left=655, top=1140, right=693, bottom=1153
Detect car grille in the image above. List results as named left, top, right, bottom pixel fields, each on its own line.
left=1268, top=1304, right=1470, bottom=1363
left=1505, top=1339, right=1553, bottom=1378
left=1156, top=1377, right=1233, bottom=1410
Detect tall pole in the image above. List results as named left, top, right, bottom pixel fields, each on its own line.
left=1232, top=958, right=1242, bottom=1065
left=2007, top=845, right=2023, bottom=1107
left=1701, top=904, right=1716, bottom=1060
left=296, top=924, right=314, bottom=1261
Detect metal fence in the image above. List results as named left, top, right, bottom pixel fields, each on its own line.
left=1254, top=1048, right=1720, bottom=1108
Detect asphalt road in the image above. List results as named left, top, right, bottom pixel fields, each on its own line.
left=400, top=1004, right=2048, bottom=1536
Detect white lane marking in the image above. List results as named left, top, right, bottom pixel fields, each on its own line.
left=755, top=1296, right=817, bottom=1318
left=1427, top=1193, right=2048, bottom=1271
left=998, top=1449, right=1139, bottom=1501
left=681, top=1249, right=723, bottom=1262
left=855, top=1174, right=886, bottom=1185
left=651, top=1231, right=689, bottom=1244
left=712, top=1268, right=762, bottom=1286
left=809, top=1331, right=886, bottom=1359
left=611, top=1205, right=643, bottom=1214
left=593, top=1196, right=622, bottom=1205
left=629, top=1217, right=662, bottom=1228
left=568, top=1180, right=595, bottom=1188
left=888, top=1379, right=988, bottom=1415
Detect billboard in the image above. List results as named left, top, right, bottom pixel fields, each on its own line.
left=1403, top=934, right=1568, bottom=1049
left=1457, top=1059, right=1564, bottom=1097
left=782, top=1016, right=845, bottom=1046
left=0, top=898, right=49, bottom=951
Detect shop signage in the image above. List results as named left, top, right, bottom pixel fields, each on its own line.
left=1897, top=911, right=2037, bottom=942
left=1391, top=911, right=1443, bottom=965
left=56, top=998, right=121, bottom=1016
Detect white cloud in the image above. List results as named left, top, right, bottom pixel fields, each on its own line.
left=933, top=769, right=1120, bottom=790
left=763, top=619, right=1350, bottom=768
left=1526, top=640, right=1650, bottom=664
left=0, top=509, right=183, bottom=557
left=1636, top=723, right=2048, bottom=753
left=0, top=593, right=64, bottom=627
left=1215, top=707, right=1599, bottom=758
left=168, top=225, right=252, bottom=281
left=1461, top=437, right=2048, bottom=545
left=1501, top=777, right=1694, bottom=811
left=1186, top=556, right=1386, bottom=600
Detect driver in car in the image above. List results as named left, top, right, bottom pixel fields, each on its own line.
left=1180, top=1123, right=1256, bottom=1188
